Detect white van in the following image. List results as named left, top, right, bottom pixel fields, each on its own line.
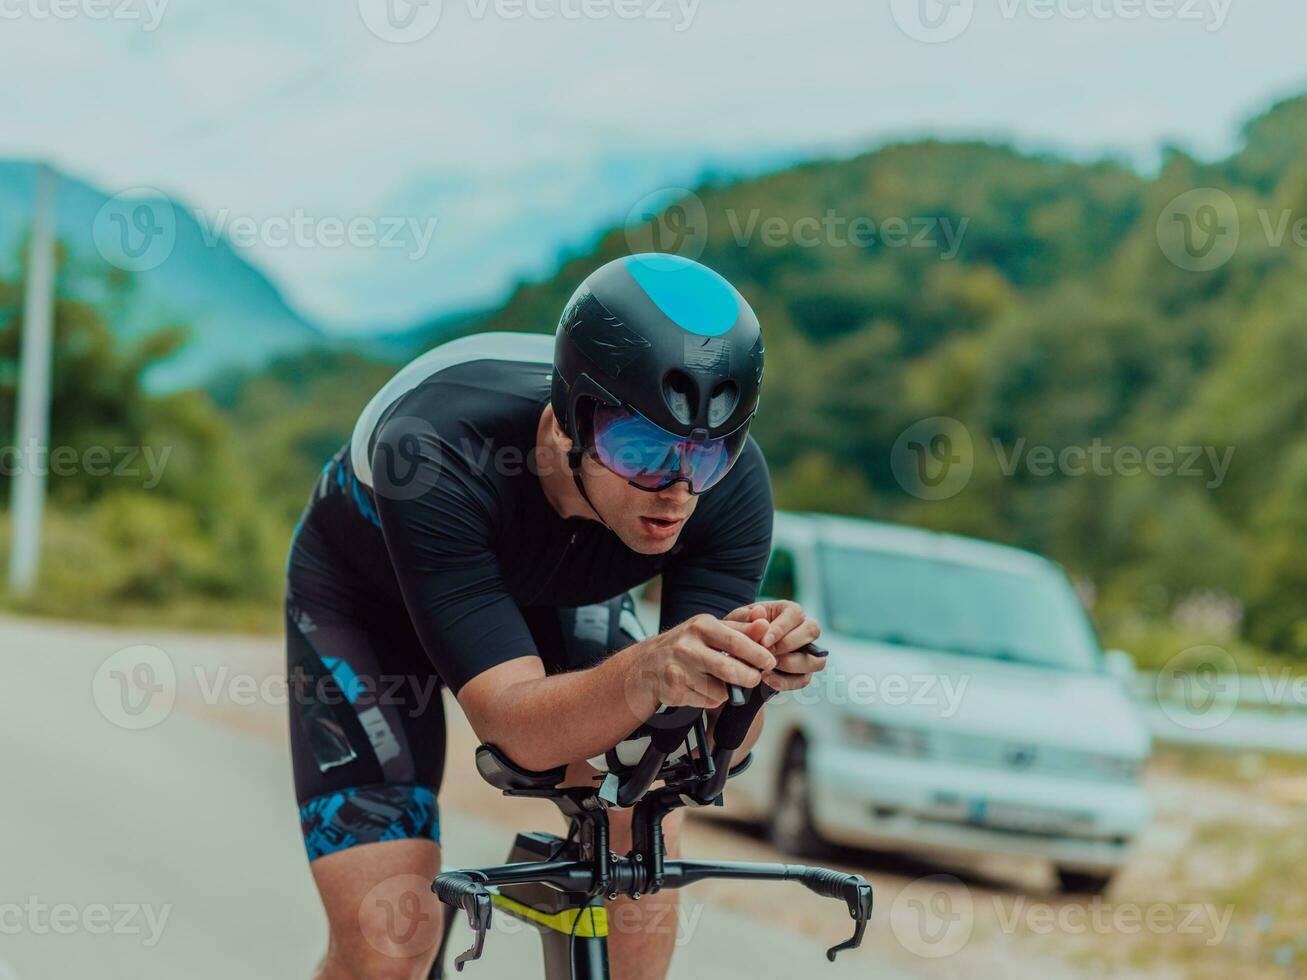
left=717, top=513, right=1152, bottom=894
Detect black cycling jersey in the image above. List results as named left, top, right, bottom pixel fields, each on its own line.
left=285, top=331, right=774, bottom=861
left=317, top=331, right=774, bottom=694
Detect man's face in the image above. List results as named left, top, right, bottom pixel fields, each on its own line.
left=579, top=452, right=699, bottom=554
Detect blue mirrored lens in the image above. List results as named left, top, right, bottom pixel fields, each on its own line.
left=591, top=404, right=749, bottom=493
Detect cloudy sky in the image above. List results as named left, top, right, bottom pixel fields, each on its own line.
left=4, top=0, right=1305, bottom=331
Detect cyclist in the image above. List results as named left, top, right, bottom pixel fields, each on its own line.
left=285, top=253, right=827, bottom=980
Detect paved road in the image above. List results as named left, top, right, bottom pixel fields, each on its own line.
left=0, top=615, right=917, bottom=980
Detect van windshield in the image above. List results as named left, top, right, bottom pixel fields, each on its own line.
left=819, top=544, right=1101, bottom=671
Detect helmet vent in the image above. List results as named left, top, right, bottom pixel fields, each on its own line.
left=707, top=381, right=738, bottom=428
left=662, top=371, right=698, bottom=426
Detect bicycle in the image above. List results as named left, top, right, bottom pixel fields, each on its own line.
left=430, top=644, right=874, bottom=978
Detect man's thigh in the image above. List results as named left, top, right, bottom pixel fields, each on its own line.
left=286, top=602, right=447, bottom=861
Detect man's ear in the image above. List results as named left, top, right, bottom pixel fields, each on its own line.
left=542, top=403, right=573, bottom=450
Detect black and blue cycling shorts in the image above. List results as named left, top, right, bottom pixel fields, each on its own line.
left=286, top=484, right=641, bottom=863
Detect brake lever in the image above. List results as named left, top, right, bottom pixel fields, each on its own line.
left=454, top=890, right=493, bottom=971
left=825, top=878, right=873, bottom=962
left=433, top=873, right=494, bottom=971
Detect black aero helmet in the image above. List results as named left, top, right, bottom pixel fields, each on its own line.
left=552, top=253, right=765, bottom=497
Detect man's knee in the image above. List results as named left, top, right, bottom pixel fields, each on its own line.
left=311, top=840, right=444, bottom=980
left=324, top=931, right=439, bottom=980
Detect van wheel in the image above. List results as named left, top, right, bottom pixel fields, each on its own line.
left=768, top=737, right=822, bottom=857
left=1057, top=868, right=1113, bottom=895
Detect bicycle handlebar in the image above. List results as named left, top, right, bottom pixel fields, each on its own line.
left=433, top=856, right=872, bottom=968
left=437, top=640, right=867, bottom=972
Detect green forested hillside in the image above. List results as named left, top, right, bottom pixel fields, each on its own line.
left=6, top=95, right=1307, bottom=658
left=460, top=95, right=1307, bottom=657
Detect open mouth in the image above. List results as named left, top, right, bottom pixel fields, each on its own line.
left=639, top=515, right=684, bottom=538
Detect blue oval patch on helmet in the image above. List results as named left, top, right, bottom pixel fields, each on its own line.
left=622, top=254, right=740, bottom=338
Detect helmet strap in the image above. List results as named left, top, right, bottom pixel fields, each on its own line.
left=567, top=446, right=612, bottom=530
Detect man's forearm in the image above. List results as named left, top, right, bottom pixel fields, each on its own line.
left=476, top=644, right=659, bottom=772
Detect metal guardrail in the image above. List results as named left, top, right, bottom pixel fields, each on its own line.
left=1131, top=673, right=1307, bottom=753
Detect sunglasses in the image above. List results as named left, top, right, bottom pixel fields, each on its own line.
left=589, top=402, right=752, bottom=495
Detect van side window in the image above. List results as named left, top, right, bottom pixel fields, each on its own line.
left=760, top=548, right=797, bottom=601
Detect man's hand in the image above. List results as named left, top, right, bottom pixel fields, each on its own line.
left=725, top=599, right=825, bottom=693
left=630, top=614, right=776, bottom=713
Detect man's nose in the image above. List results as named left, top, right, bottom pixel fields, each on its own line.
left=657, top=480, right=693, bottom=505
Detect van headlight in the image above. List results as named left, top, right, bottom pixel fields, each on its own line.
left=841, top=718, right=931, bottom=756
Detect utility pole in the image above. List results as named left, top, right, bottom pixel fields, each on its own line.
left=8, top=163, right=57, bottom=595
